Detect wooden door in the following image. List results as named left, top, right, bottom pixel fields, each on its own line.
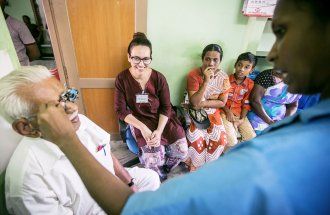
left=67, top=0, right=134, bottom=135
left=42, top=0, right=147, bottom=138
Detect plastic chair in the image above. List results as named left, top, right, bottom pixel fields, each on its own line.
left=125, top=127, right=139, bottom=155
left=119, top=120, right=139, bottom=155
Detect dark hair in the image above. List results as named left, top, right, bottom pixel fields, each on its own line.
left=22, top=15, right=30, bottom=21
left=290, top=0, right=329, bottom=24
left=234, top=52, right=258, bottom=68
left=1, top=0, right=8, bottom=11
left=202, top=44, right=223, bottom=61
left=127, top=32, right=152, bottom=56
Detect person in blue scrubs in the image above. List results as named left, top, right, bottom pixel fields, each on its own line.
left=297, top=93, right=321, bottom=112
left=35, top=0, right=330, bottom=214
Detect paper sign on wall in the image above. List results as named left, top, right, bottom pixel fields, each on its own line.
left=242, top=0, right=278, bottom=18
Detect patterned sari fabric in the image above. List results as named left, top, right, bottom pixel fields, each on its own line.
left=129, top=124, right=187, bottom=179
left=248, top=82, right=301, bottom=134
left=186, top=68, right=230, bottom=169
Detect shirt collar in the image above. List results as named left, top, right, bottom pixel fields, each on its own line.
left=21, top=137, right=64, bottom=174
left=229, top=74, right=248, bottom=86
left=229, top=74, right=236, bottom=83
left=46, top=119, right=88, bottom=159
left=299, top=98, right=330, bottom=123
left=36, top=117, right=90, bottom=172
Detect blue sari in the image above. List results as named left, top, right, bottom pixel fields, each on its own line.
left=248, top=82, right=301, bottom=135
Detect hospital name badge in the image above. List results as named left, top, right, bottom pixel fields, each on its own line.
left=136, top=93, right=149, bottom=103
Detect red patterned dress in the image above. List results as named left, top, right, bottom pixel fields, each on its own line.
left=186, top=68, right=230, bottom=169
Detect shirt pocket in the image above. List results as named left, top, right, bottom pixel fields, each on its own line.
left=237, top=88, right=248, bottom=100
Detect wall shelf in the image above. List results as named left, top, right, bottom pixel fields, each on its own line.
left=256, top=20, right=275, bottom=57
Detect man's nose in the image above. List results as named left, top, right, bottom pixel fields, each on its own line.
left=267, top=42, right=277, bottom=62
left=64, top=102, right=77, bottom=113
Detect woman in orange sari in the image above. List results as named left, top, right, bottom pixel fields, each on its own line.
left=185, top=44, right=230, bottom=171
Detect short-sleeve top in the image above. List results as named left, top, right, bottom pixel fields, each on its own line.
left=187, top=67, right=230, bottom=115
left=187, top=68, right=230, bottom=94
left=225, top=74, right=254, bottom=116
left=6, top=16, right=35, bottom=66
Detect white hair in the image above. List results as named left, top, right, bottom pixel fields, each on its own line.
left=0, top=66, right=52, bottom=123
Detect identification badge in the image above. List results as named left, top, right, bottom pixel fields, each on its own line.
left=136, top=93, right=149, bottom=103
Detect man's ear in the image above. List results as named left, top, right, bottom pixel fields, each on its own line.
left=127, top=53, right=131, bottom=62
left=12, top=118, right=41, bottom=138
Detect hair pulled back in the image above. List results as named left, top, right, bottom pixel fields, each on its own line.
left=127, top=32, right=152, bottom=56
left=202, top=44, right=223, bottom=61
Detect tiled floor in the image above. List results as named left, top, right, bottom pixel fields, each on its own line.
left=111, top=140, right=189, bottom=181
left=110, top=140, right=137, bottom=166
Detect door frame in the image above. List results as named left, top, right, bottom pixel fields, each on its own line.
left=41, top=0, right=147, bottom=138
left=42, top=0, right=85, bottom=113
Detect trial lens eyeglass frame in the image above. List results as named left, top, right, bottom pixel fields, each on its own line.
left=60, top=88, right=79, bottom=103
left=26, top=88, right=79, bottom=122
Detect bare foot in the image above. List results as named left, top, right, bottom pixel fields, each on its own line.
left=189, top=165, right=197, bottom=172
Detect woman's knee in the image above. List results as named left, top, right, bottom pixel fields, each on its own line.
left=169, top=138, right=188, bottom=160
left=139, top=168, right=161, bottom=191
left=140, top=146, right=166, bottom=168
left=223, top=123, right=238, bottom=147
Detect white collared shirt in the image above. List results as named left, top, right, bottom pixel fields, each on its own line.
left=5, top=114, right=112, bottom=214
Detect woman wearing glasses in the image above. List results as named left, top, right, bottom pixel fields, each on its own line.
left=114, top=33, right=188, bottom=180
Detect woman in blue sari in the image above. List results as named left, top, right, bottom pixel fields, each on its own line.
left=248, top=69, right=301, bottom=135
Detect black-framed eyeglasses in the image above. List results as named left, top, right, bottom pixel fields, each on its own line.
left=130, top=56, right=152, bottom=65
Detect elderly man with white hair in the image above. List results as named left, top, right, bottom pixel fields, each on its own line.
left=0, top=66, right=160, bottom=214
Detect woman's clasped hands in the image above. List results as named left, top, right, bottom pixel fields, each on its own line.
left=140, top=125, right=161, bottom=147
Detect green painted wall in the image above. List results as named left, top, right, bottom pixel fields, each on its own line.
left=0, top=10, right=20, bottom=215
left=4, top=0, right=35, bottom=23
left=147, top=0, right=273, bottom=105
left=0, top=10, right=20, bottom=70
